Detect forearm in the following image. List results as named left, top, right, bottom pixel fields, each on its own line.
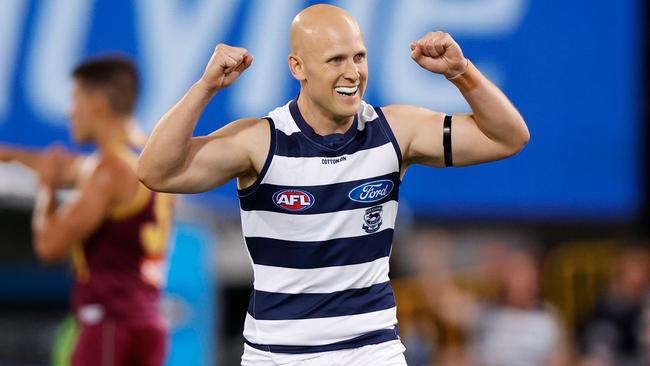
left=31, top=186, right=65, bottom=262
left=138, top=80, right=217, bottom=185
left=450, top=61, right=529, bottom=151
left=1, top=146, right=80, bottom=187
left=3, top=148, right=41, bottom=170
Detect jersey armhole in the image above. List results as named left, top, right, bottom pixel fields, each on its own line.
left=238, top=117, right=277, bottom=197
left=374, top=106, right=403, bottom=176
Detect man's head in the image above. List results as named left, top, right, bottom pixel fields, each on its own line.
left=288, top=4, right=367, bottom=122
left=69, top=56, right=139, bottom=143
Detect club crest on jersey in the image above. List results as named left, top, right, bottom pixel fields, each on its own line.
left=362, top=205, right=383, bottom=233
left=273, top=189, right=315, bottom=211
left=348, top=179, right=394, bottom=203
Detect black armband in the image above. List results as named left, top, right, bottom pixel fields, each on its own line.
left=443, top=115, right=453, bottom=167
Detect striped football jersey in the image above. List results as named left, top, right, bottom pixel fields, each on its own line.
left=238, top=98, right=402, bottom=353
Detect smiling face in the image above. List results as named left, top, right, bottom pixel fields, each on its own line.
left=289, top=5, right=368, bottom=122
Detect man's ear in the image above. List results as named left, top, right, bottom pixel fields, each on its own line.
left=90, top=92, right=111, bottom=117
left=288, top=54, right=306, bottom=81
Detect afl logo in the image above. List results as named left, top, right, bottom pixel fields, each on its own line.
left=348, top=179, right=394, bottom=203
left=273, top=190, right=315, bottom=211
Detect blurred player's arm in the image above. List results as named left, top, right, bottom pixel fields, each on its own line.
left=137, top=44, right=265, bottom=193
left=383, top=32, right=529, bottom=170
left=0, top=144, right=83, bottom=187
left=31, top=154, right=125, bottom=263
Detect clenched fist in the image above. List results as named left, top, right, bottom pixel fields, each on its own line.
left=200, top=44, right=254, bottom=91
left=36, top=145, right=66, bottom=188
left=410, top=32, right=467, bottom=79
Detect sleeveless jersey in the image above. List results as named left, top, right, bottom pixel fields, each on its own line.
left=71, top=151, right=173, bottom=324
left=238, top=98, right=402, bottom=353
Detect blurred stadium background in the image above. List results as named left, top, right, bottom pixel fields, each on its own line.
left=0, top=0, right=647, bottom=365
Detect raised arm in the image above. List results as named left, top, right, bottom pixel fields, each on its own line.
left=383, top=32, right=529, bottom=170
left=0, top=144, right=82, bottom=187
left=137, top=44, right=267, bottom=193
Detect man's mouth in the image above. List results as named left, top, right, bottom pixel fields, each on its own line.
left=335, top=86, right=359, bottom=96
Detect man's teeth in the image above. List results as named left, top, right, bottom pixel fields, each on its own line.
left=335, top=86, right=358, bottom=95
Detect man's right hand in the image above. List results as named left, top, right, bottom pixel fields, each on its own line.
left=36, top=146, right=68, bottom=188
left=199, top=44, right=254, bottom=92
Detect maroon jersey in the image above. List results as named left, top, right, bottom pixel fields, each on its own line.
left=71, top=179, right=173, bottom=324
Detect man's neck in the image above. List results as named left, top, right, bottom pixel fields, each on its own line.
left=297, top=94, right=354, bottom=136
left=94, top=116, right=131, bottom=152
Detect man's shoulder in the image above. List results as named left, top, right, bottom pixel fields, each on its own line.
left=222, top=117, right=272, bottom=156
left=80, top=152, right=137, bottom=191
left=379, top=104, right=445, bottom=125
left=99, top=149, right=137, bottom=172
left=228, top=117, right=272, bottom=137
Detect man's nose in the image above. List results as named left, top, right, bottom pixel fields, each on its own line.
left=342, top=59, right=359, bottom=81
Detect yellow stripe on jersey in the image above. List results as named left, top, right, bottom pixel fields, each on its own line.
left=72, top=244, right=90, bottom=282
left=140, top=193, right=173, bottom=258
left=108, top=182, right=151, bottom=221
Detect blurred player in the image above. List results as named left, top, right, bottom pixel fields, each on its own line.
left=138, top=4, right=529, bottom=365
left=0, top=56, right=172, bottom=366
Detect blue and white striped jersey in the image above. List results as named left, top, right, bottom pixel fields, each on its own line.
left=238, top=97, right=402, bottom=354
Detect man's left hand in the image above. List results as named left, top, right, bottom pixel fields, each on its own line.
left=410, top=32, right=467, bottom=79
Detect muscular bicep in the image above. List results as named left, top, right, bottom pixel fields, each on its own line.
left=382, top=105, right=445, bottom=169
left=174, top=132, right=252, bottom=192
left=383, top=105, right=522, bottom=169
left=446, top=113, right=517, bottom=167
left=144, top=118, right=269, bottom=193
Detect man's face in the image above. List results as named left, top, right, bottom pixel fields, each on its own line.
left=299, top=27, right=368, bottom=120
left=68, top=80, right=98, bottom=143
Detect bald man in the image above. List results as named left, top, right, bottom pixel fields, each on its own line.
left=138, top=4, right=529, bottom=365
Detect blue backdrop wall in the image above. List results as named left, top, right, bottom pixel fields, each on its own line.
left=0, top=0, right=643, bottom=220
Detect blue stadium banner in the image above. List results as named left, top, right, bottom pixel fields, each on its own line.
left=0, top=0, right=642, bottom=219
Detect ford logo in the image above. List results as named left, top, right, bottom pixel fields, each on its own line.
left=348, top=180, right=394, bottom=203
